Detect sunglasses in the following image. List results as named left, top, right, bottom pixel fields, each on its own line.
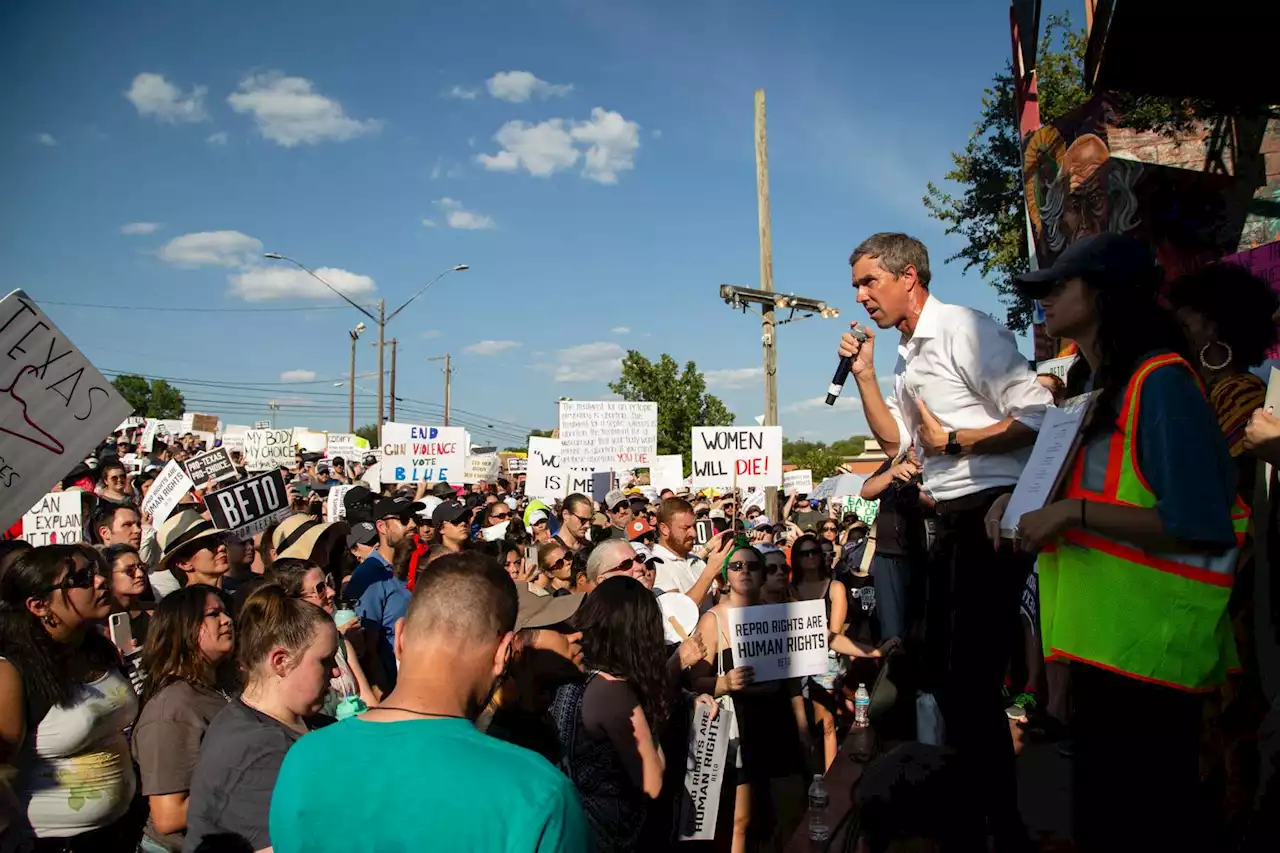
left=796, top=548, right=822, bottom=557
left=821, top=526, right=837, bottom=532
left=604, top=556, right=641, bottom=576
left=765, top=562, right=788, bottom=575
left=547, top=556, right=571, bottom=574
left=569, top=513, right=592, bottom=525
left=726, top=559, right=762, bottom=573
left=489, top=510, right=511, bottom=521
left=45, top=560, right=96, bottom=593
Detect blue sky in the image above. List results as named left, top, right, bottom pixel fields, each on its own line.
left=0, top=0, right=1071, bottom=448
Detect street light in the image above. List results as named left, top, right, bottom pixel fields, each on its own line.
left=263, top=253, right=469, bottom=432
left=346, top=322, right=366, bottom=432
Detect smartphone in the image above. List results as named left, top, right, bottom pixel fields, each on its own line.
left=525, top=544, right=537, bottom=565
left=108, top=612, right=135, bottom=653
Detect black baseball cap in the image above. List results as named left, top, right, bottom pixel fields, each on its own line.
left=429, top=481, right=456, bottom=499
left=432, top=500, right=472, bottom=527
left=1013, top=232, right=1158, bottom=300
left=346, top=521, right=378, bottom=549
left=372, top=494, right=425, bottom=521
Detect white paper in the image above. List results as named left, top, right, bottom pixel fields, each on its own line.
left=558, top=400, right=657, bottom=470
left=243, top=428, right=296, bottom=472
left=0, top=291, right=133, bottom=532
left=1036, top=355, right=1079, bottom=381
left=141, top=460, right=194, bottom=525
left=22, top=491, right=83, bottom=546
left=463, top=452, right=500, bottom=484
left=324, top=433, right=366, bottom=461
left=327, top=484, right=353, bottom=521
left=1000, top=392, right=1097, bottom=535
left=380, top=423, right=466, bottom=484
left=678, top=702, right=731, bottom=841
left=525, top=437, right=595, bottom=502
left=724, top=600, right=829, bottom=683
left=649, top=454, right=684, bottom=494
left=782, top=469, right=813, bottom=494
left=505, top=456, right=527, bottom=474
left=691, top=426, right=783, bottom=489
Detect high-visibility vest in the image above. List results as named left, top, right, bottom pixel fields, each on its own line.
left=1038, top=353, right=1249, bottom=692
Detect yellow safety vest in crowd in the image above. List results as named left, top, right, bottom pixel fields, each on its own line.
left=1038, top=353, right=1249, bottom=692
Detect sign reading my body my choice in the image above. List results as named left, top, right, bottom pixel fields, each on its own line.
left=243, top=428, right=295, bottom=471
left=381, top=423, right=466, bottom=484
left=725, top=600, right=829, bottom=683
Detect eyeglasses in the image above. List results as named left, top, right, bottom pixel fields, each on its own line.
left=605, top=556, right=640, bottom=576
left=569, top=513, right=592, bottom=525
left=796, top=548, right=822, bottom=557
left=112, top=562, right=145, bottom=577
left=44, top=560, right=96, bottom=593
left=765, top=562, right=788, bottom=575
left=821, top=526, right=837, bottom=532
left=304, top=579, right=331, bottom=599
left=546, top=556, right=571, bottom=574
left=726, top=560, right=762, bottom=573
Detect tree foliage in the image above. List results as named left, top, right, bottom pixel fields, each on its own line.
left=608, top=351, right=735, bottom=474
left=111, top=374, right=186, bottom=418
left=355, top=423, right=379, bottom=445
left=782, top=435, right=867, bottom=480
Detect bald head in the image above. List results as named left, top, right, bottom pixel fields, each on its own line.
left=404, top=551, right=518, bottom=644
left=585, top=539, right=637, bottom=585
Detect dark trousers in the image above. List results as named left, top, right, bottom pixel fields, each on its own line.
left=871, top=552, right=913, bottom=641
left=925, top=486, right=1030, bottom=848
left=1071, top=663, right=1205, bottom=852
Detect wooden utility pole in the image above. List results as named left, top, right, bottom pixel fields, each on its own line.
left=376, top=299, right=386, bottom=434
left=347, top=329, right=358, bottom=433
left=389, top=339, right=398, bottom=422
left=442, top=352, right=452, bottom=426
left=755, top=89, right=779, bottom=521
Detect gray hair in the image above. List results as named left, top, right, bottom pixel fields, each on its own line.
left=849, top=232, right=932, bottom=288
left=585, top=540, right=637, bottom=584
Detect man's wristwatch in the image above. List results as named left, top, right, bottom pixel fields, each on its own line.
left=945, top=430, right=962, bottom=456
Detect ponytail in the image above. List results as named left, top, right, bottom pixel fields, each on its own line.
left=236, top=583, right=331, bottom=679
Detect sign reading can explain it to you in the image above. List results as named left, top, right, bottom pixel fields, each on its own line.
left=22, top=491, right=83, bottom=546
left=558, top=401, right=656, bottom=471
left=206, top=469, right=291, bottom=539
left=243, top=428, right=295, bottom=472
left=692, top=426, right=782, bottom=489
left=380, top=423, right=466, bottom=484
left=725, top=599, right=829, bottom=683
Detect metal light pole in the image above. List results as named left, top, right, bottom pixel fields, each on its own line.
left=262, top=253, right=469, bottom=434
left=426, top=353, right=452, bottom=425
left=348, top=322, right=365, bottom=432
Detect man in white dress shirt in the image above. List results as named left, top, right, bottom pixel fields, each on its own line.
left=838, top=232, right=1050, bottom=850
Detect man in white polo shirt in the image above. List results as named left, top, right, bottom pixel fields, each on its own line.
left=652, top=497, right=722, bottom=609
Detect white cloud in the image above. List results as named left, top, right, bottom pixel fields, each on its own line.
left=228, top=265, right=376, bottom=302
left=705, top=367, right=764, bottom=390
left=464, top=340, right=521, bottom=356
left=552, top=341, right=625, bottom=382
left=206, top=131, right=228, bottom=145
left=486, top=71, right=573, bottom=102
left=421, top=329, right=441, bottom=340
left=36, top=133, right=57, bottom=146
left=227, top=72, right=381, bottom=147
left=477, top=107, right=640, bottom=183
left=120, top=222, right=161, bottom=236
left=783, top=396, right=831, bottom=414
left=125, top=72, right=208, bottom=123
left=652, top=129, right=663, bottom=139
left=433, top=197, right=496, bottom=230
left=159, top=230, right=262, bottom=268
left=279, top=369, right=318, bottom=382
left=611, top=326, right=630, bottom=334
left=447, top=86, right=479, bottom=100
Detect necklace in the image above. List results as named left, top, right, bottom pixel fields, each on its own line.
left=370, top=705, right=467, bottom=720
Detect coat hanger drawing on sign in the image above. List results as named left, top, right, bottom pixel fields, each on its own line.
left=0, top=365, right=66, bottom=455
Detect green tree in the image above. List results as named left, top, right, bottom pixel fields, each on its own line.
left=111, top=375, right=151, bottom=416
left=505, top=428, right=553, bottom=452
left=148, top=380, right=185, bottom=419
left=355, top=423, right=379, bottom=445
left=608, top=351, right=735, bottom=474
left=828, top=435, right=868, bottom=458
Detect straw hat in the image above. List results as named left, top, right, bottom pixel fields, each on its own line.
left=158, top=509, right=223, bottom=570
left=272, top=514, right=343, bottom=562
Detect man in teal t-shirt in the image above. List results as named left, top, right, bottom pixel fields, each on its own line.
left=269, top=552, right=587, bottom=853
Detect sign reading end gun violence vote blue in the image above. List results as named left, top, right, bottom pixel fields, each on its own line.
left=206, top=469, right=291, bottom=539
left=380, top=423, right=467, bottom=484
left=0, top=291, right=133, bottom=532
left=725, top=600, right=829, bottom=683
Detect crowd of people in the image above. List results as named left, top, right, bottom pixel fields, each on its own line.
left=1, top=228, right=1279, bottom=852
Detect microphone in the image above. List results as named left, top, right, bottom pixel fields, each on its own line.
left=825, top=324, right=868, bottom=406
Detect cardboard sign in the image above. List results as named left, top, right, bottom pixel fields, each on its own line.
left=327, top=484, right=353, bottom=521
left=463, top=453, right=500, bottom=485
left=725, top=600, right=829, bottom=683
left=0, top=291, right=134, bottom=533
left=525, top=437, right=595, bottom=502
left=783, top=469, right=813, bottom=495
left=380, top=423, right=466, bottom=484
left=205, top=469, right=292, bottom=539
left=191, top=413, right=219, bottom=433
left=252, top=420, right=272, bottom=429
left=678, top=702, right=731, bottom=841
left=243, top=428, right=296, bottom=472
left=558, top=400, right=657, bottom=470
left=22, top=491, right=83, bottom=546
left=295, top=429, right=328, bottom=454
left=694, top=518, right=714, bottom=547
left=324, top=433, right=365, bottom=461
left=142, top=460, right=195, bottom=525
left=505, top=456, right=527, bottom=474
left=692, top=426, right=783, bottom=489
left=184, top=447, right=237, bottom=489
left=649, top=454, right=684, bottom=494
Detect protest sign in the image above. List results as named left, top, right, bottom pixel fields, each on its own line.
left=0, top=291, right=134, bottom=533
left=22, top=491, right=83, bottom=546
left=725, top=600, right=829, bottom=683
left=184, top=447, right=237, bottom=489
left=649, top=454, right=684, bottom=494
left=782, top=469, right=813, bottom=495
left=380, top=423, right=466, bottom=484
left=505, top=456, right=527, bottom=474
left=840, top=495, right=880, bottom=525
left=1036, top=355, right=1078, bottom=382
left=140, top=418, right=182, bottom=452
left=252, top=420, right=272, bottom=429
left=180, top=413, right=218, bottom=434
left=741, top=489, right=766, bottom=513
left=525, top=437, right=595, bottom=502
left=558, top=401, right=657, bottom=470
left=678, top=702, right=731, bottom=841
left=243, top=428, right=295, bottom=472
left=694, top=518, right=714, bottom=547
left=141, top=460, right=194, bottom=525
left=691, top=426, right=783, bottom=489
left=463, top=453, right=500, bottom=484
left=324, top=433, right=365, bottom=461
left=116, top=416, right=144, bottom=433
left=327, top=484, right=354, bottom=521
left=206, top=469, right=291, bottom=539
left=219, top=425, right=250, bottom=455
left=295, top=430, right=328, bottom=454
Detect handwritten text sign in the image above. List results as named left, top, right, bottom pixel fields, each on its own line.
left=0, top=291, right=133, bottom=532
left=525, top=437, right=595, bottom=502
left=22, top=491, right=83, bottom=546
left=141, top=460, right=194, bottom=525
left=380, top=423, right=466, bottom=484
left=558, top=401, right=657, bottom=471
left=243, top=428, right=295, bottom=472
left=463, top=453, right=500, bottom=484
left=327, top=484, right=353, bottom=521
left=782, top=469, right=813, bottom=495
left=678, top=702, right=730, bottom=841
left=691, top=426, right=782, bottom=489
left=324, top=433, right=364, bottom=461
left=725, top=600, right=829, bottom=683
left=205, top=469, right=291, bottom=539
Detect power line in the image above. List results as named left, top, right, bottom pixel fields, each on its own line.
left=39, top=299, right=349, bottom=314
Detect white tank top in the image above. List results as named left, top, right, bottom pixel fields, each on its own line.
left=4, top=659, right=139, bottom=838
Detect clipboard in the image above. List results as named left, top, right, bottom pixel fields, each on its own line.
left=999, top=391, right=1100, bottom=538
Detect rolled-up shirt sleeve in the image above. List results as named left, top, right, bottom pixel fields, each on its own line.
left=955, top=316, right=1052, bottom=431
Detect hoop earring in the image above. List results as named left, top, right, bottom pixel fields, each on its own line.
left=1200, top=342, right=1232, bottom=372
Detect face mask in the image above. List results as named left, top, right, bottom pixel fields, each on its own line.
left=582, top=526, right=592, bottom=543
left=481, top=520, right=510, bottom=542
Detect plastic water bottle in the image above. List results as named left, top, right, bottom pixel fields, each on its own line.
left=853, top=683, right=871, bottom=729
left=807, top=774, right=830, bottom=843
